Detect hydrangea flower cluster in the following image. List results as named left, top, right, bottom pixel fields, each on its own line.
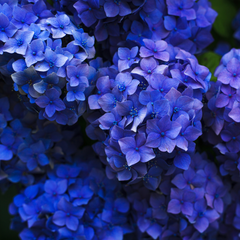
left=86, top=39, right=210, bottom=189
left=202, top=49, right=240, bottom=180
left=1, top=0, right=240, bottom=239
left=9, top=149, right=132, bottom=240
left=72, top=0, right=217, bottom=55
left=0, top=0, right=97, bottom=125
left=124, top=152, right=231, bottom=239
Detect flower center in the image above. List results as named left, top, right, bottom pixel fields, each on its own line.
left=130, top=107, right=138, bottom=118
left=49, top=60, right=55, bottom=68
left=17, top=39, right=23, bottom=46
left=174, top=107, right=179, bottom=113
left=118, top=84, right=126, bottom=92
left=59, top=24, right=64, bottom=29
left=198, top=211, right=204, bottom=217
left=161, top=132, right=165, bottom=137
left=81, top=40, right=87, bottom=48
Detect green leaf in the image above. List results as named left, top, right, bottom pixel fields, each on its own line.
left=46, top=0, right=53, bottom=5
left=210, top=0, right=237, bottom=39
left=198, top=51, right=221, bottom=82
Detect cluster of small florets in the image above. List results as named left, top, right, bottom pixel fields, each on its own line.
left=72, top=0, right=217, bottom=55
left=122, top=152, right=231, bottom=239
left=0, top=80, right=83, bottom=190
left=9, top=151, right=132, bottom=240
left=0, top=0, right=96, bottom=125
left=86, top=39, right=210, bottom=189
left=1, top=0, right=240, bottom=239
left=202, top=49, right=240, bottom=180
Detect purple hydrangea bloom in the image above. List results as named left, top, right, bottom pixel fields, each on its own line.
left=35, top=88, right=66, bottom=117
left=52, top=197, right=85, bottom=231
left=47, top=14, right=76, bottom=39
left=74, top=0, right=106, bottom=27
left=187, top=199, right=219, bottom=233
left=140, top=39, right=170, bottom=61
left=0, top=13, right=17, bottom=42
left=168, top=188, right=195, bottom=216
left=35, top=47, right=68, bottom=75
left=104, top=0, right=131, bottom=18
left=146, top=115, right=182, bottom=153
left=3, top=30, right=34, bottom=55
left=119, top=132, right=155, bottom=166
left=25, top=39, right=45, bottom=67
left=166, top=0, right=196, bottom=21
left=73, top=30, right=95, bottom=59
left=117, top=46, right=139, bottom=72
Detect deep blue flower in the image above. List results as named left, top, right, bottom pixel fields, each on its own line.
left=47, top=14, right=76, bottom=39
left=12, top=6, right=38, bottom=30
left=72, top=30, right=95, bottom=59
left=113, top=72, right=139, bottom=99
left=18, top=140, right=49, bottom=171
left=104, top=0, right=131, bottom=18
left=11, top=67, right=41, bottom=99
left=166, top=0, right=196, bottom=20
left=44, top=179, right=68, bottom=204
left=0, top=133, right=16, bottom=160
left=66, top=83, right=88, bottom=102
left=171, top=167, right=205, bottom=190
left=35, top=88, right=66, bottom=117
left=117, top=46, right=139, bottom=72
left=29, top=23, right=50, bottom=41
left=187, top=199, right=219, bottom=233
left=119, top=132, right=155, bottom=166
left=66, top=64, right=89, bottom=87
left=74, top=0, right=106, bottom=27
left=168, top=188, right=195, bottom=216
left=146, top=115, right=181, bottom=153
left=22, top=196, right=47, bottom=228
left=116, top=94, right=147, bottom=132
left=68, top=179, right=94, bottom=206
left=32, top=0, right=54, bottom=19
left=33, top=73, right=65, bottom=94
left=132, top=57, right=167, bottom=82
left=140, top=39, right=169, bottom=61
left=35, top=47, right=68, bottom=75
left=3, top=30, right=34, bottom=55
left=52, top=197, right=85, bottom=231
left=0, top=13, right=17, bottom=42
left=25, top=39, right=45, bottom=67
